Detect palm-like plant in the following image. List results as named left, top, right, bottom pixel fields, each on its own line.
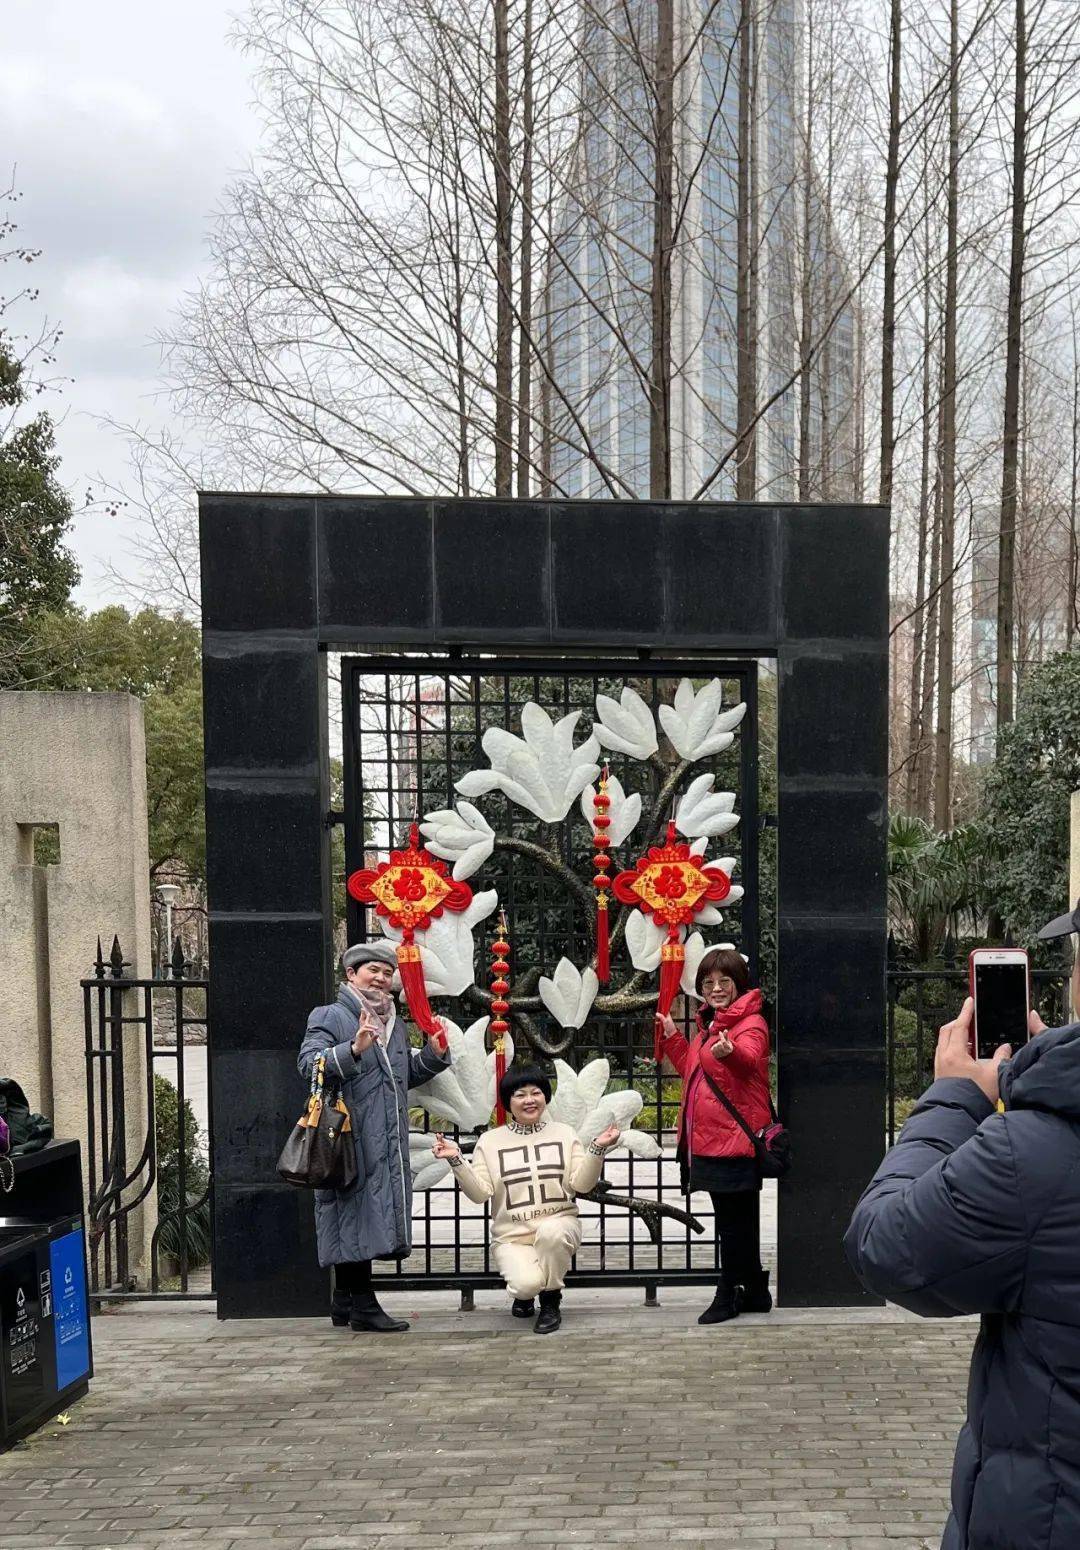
left=888, top=814, right=988, bottom=962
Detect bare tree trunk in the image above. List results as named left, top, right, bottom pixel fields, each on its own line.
left=879, top=0, right=902, bottom=509
left=735, top=0, right=757, bottom=499
left=797, top=1, right=815, bottom=501
left=997, top=0, right=1026, bottom=733
left=516, top=0, right=535, bottom=498
left=905, top=228, right=934, bottom=812
left=1070, top=285, right=1080, bottom=646
left=650, top=0, right=675, bottom=500
left=916, top=450, right=943, bottom=821
left=933, top=0, right=960, bottom=832
left=493, top=0, right=514, bottom=496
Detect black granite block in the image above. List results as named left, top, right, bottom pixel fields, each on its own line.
left=666, top=505, right=778, bottom=644
left=317, top=498, right=434, bottom=638
left=434, top=500, right=550, bottom=638
left=203, top=644, right=321, bottom=772
left=209, top=917, right=329, bottom=1052
left=776, top=921, right=885, bottom=1050
left=777, top=1046, right=886, bottom=1305
left=205, top=781, right=323, bottom=915
left=776, top=785, right=888, bottom=918
left=212, top=1051, right=310, bottom=1186
left=778, top=647, right=889, bottom=780
left=213, top=1184, right=324, bottom=1318
left=551, top=502, right=665, bottom=640
left=200, top=496, right=316, bottom=633
left=779, top=506, right=889, bottom=643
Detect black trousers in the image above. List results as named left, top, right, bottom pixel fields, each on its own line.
left=709, top=1190, right=762, bottom=1281
left=333, top=1260, right=372, bottom=1295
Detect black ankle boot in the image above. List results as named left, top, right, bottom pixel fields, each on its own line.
left=349, top=1290, right=409, bottom=1333
left=534, top=1291, right=562, bottom=1334
left=511, top=1297, right=535, bottom=1319
left=739, top=1269, right=773, bottom=1313
left=330, top=1291, right=352, bottom=1328
left=698, top=1275, right=740, bottom=1325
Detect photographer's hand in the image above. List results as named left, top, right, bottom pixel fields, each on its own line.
left=934, top=998, right=1010, bottom=1106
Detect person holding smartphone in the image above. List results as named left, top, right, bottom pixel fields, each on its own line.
left=845, top=898, right=1080, bottom=1550
left=298, top=940, right=451, bottom=1333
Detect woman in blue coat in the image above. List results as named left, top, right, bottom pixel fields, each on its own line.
left=299, top=940, right=450, bottom=1333
left=845, top=908, right=1080, bottom=1550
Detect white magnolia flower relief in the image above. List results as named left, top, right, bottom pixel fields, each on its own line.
left=419, top=802, right=495, bottom=881
left=411, top=1014, right=516, bottom=1134
left=659, top=678, right=747, bottom=761
left=546, top=1059, right=663, bottom=1159
left=625, top=909, right=671, bottom=973
left=380, top=890, right=499, bottom=996
left=579, top=773, right=642, bottom=848
left=592, top=686, right=658, bottom=760
left=455, top=703, right=600, bottom=823
left=538, top=957, right=599, bottom=1029
left=674, top=773, right=740, bottom=840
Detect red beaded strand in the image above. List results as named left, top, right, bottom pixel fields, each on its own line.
left=490, top=913, right=511, bottom=1123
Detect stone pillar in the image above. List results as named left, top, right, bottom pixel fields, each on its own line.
left=0, top=691, right=154, bottom=1280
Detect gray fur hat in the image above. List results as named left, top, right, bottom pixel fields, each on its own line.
left=341, top=940, right=399, bottom=972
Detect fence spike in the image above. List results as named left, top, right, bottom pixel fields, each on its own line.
left=94, top=937, right=106, bottom=979
left=109, top=935, right=125, bottom=977
left=171, top=935, right=186, bottom=980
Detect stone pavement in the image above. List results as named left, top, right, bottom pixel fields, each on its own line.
left=0, top=1291, right=974, bottom=1550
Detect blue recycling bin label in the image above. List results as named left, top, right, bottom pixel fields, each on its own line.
left=50, top=1230, right=90, bottom=1390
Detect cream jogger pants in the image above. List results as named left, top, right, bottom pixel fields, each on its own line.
left=493, top=1215, right=582, bottom=1297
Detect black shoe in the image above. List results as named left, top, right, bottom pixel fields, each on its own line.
left=534, top=1291, right=562, bottom=1334
left=330, top=1293, right=352, bottom=1328
left=739, top=1269, right=773, bottom=1313
left=698, top=1276, right=740, bottom=1325
left=511, top=1298, right=535, bottom=1319
left=349, top=1293, right=409, bottom=1333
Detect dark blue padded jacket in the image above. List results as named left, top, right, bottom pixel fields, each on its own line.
left=845, top=1022, right=1080, bottom=1550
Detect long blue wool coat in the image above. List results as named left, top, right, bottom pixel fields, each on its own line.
left=298, top=984, right=449, bottom=1265
left=845, top=1021, right=1080, bottom=1550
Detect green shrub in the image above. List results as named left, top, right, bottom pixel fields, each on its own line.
left=153, top=1074, right=211, bottom=1268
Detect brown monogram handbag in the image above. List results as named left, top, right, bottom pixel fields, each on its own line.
left=277, top=1054, right=358, bottom=1189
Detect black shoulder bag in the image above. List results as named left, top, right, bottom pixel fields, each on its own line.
left=700, top=1066, right=792, bottom=1180
left=277, top=1054, right=358, bottom=1189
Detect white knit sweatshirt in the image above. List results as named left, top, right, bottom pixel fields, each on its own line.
left=448, top=1117, right=606, bottom=1243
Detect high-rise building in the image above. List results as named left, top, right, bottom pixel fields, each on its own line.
left=541, top=0, right=857, bottom=500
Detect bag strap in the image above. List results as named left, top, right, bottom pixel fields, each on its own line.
left=698, top=1064, right=762, bottom=1146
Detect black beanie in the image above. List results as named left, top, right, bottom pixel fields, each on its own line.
left=499, top=1063, right=552, bottom=1114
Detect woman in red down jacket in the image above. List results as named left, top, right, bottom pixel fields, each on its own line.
left=656, top=946, right=773, bottom=1325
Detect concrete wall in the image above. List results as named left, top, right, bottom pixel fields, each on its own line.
left=0, top=691, right=154, bottom=1276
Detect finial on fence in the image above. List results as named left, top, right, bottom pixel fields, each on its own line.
left=93, top=937, right=106, bottom=979
left=109, top=935, right=125, bottom=977
left=171, top=936, right=186, bottom=981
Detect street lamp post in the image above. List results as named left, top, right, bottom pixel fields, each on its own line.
left=156, top=883, right=182, bottom=977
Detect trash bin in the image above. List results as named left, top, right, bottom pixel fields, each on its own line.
left=0, top=1140, right=92, bottom=1448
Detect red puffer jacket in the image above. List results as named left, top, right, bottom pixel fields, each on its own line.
left=659, top=989, right=772, bottom=1159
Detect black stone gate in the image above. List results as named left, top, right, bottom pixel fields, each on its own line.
left=200, top=496, right=888, bottom=1317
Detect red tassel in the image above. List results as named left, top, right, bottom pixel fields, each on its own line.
left=655, top=928, right=685, bottom=1063
left=595, top=895, right=610, bottom=983
left=494, top=1043, right=508, bottom=1124
left=396, top=937, right=441, bottom=1038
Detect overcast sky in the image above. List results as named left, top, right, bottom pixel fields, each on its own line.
left=2, top=1, right=260, bottom=605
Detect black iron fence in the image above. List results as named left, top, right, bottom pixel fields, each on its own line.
left=341, top=654, right=767, bottom=1294
left=886, top=966, right=1071, bottom=1146
left=82, top=936, right=212, bottom=1301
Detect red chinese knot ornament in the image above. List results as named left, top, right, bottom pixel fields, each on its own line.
left=346, top=824, right=473, bottom=1038
left=613, top=822, right=731, bottom=1061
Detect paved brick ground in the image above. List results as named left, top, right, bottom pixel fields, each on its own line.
left=0, top=1293, right=973, bottom=1550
